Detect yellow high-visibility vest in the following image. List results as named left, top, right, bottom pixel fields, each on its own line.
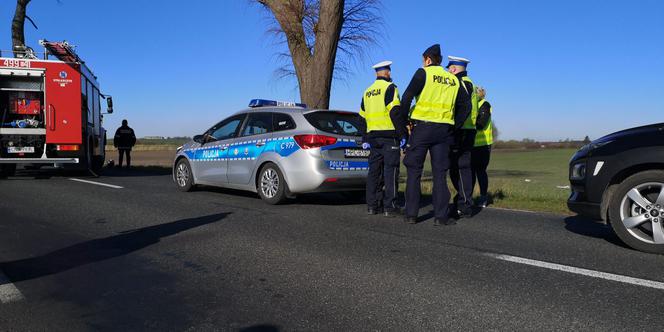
left=360, top=79, right=400, bottom=132
left=410, top=66, right=459, bottom=124
left=461, top=76, right=479, bottom=130
left=474, top=99, right=494, bottom=146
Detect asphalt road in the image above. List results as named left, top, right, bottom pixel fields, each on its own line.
left=0, top=167, right=663, bottom=331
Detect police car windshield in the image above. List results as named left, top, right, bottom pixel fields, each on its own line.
left=304, top=111, right=362, bottom=137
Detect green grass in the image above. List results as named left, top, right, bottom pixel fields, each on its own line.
left=399, top=148, right=576, bottom=214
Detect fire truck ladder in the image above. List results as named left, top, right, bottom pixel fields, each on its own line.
left=38, top=40, right=82, bottom=63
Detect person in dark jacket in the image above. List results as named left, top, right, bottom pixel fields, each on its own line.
left=114, top=119, right=136, bottom=168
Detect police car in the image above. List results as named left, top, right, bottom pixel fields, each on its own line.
left=173, top=99, right=369, bottom=204
left=568, top=122, right=664, bottom=254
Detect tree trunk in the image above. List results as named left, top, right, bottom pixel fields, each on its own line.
left=260, top=0, right=344, bottom=109
left=12, top=0, right=31, bottom=57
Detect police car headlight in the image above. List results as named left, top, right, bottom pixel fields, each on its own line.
left=570, top=163, right=586, bottom=180
left=176, top=145, right=183, bottom=153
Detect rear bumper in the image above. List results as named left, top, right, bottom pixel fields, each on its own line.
left=567, top=191, right=602, bottom=220
left=0, top=158, right=79, bottom=164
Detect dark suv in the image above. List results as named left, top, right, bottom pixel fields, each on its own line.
left=568, top=123, right=664, bottom=254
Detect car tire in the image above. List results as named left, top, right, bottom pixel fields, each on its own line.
left=0, top=164, right=16, bottom=178
left=609, top=170, right=664, bottom=254
left=257, top=163, right=288, bottom=205
left=175, top=158, right=195, bottom=192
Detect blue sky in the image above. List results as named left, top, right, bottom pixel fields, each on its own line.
left=0, top=0, right=662, bottom=141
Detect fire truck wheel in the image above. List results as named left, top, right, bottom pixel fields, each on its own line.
left=91, top=156, right=105, bottom=174
left=175, top=159, right=195, bottom=192
left=0, top=164, right=17, bottom=178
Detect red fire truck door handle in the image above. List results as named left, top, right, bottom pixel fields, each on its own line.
left=48, top=105, right=55, bottom=131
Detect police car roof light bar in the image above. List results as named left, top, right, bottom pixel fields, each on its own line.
left=248, top=99, right=307, bottom=109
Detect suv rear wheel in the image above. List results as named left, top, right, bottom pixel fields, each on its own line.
left=609, top=170, right=664, bottom=254
left=257, top=163, right=288, bottom=205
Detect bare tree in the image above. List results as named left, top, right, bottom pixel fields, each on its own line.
left=11, top=0, right=39, bottom=57
left=258, top=0, right=382, bottom=109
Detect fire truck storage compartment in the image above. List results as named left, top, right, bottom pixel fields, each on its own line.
left=0, top=75, right=45, bottom=129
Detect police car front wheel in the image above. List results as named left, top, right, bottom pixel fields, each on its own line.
left=175, top=159, right=195, bottom=192
left=257, top=163, right=288, bottom=205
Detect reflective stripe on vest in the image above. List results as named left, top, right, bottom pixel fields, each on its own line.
left=462, top=76, right=479, bottom=130
left=360, top=80, right=400, bottom=132
left=474, top=99, right=494, bottom=147
left=410, top=66, right=459, bottom=124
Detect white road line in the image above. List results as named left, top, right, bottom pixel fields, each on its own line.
left=69, top=178, right=123, bottom=189
left=0, top=272, right=24, bottom=304
left=488, top=253, right=664, bottom=290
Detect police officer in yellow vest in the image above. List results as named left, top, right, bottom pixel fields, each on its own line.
left=399, top=45, right=472, bottom=226
left=359, top=61, right=408, bottom=217
left=472, top=86, right=493, bottom=208
left=447, top=56, right=478, bottom=218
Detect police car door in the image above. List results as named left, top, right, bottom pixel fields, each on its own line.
left=227, top=112, right=273, bottom=185
left=195, top=113, right=246, bottom=185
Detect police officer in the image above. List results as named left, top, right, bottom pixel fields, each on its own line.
left=400, top=45, right=472, bottom=226
left=472, top=86, right=493, bottom=208
left=447, top=56, right=478, bottom=218
left=359, top=61, right=408, bottom=217
left=114, top=119, right=137, bottom=169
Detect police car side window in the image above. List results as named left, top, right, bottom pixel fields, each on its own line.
left=241, top=113, right=273, bottom=137
left=209, top=114, right=245, bottom=141
left=273, top=113, right=296, bottom=132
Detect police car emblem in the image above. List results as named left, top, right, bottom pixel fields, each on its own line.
left=233, top=148, right=239, bottom=156
left=59, top=71, right=67, bottom=79
left=244, top=147, right=249, bottom=155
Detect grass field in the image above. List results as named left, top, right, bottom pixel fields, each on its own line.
left=121, top=146, right=577, bottom=215
left=400, top=148, right=576, bottom=214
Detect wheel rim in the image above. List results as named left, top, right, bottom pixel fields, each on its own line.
left=619, top=182, right=664, bottom=244
left=176, top=162, right=190, bottom=187
left=260, top=168, right=279, bottom=198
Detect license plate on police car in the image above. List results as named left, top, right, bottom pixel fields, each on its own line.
left=7, top=147, right=34, bottom=153
left=344, top=148, right=369, bottom=158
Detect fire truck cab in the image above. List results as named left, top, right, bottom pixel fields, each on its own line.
left=0, top=40, right=112, bottom=177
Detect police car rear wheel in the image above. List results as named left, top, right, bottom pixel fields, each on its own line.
left=258, top=163, right=287, bottom=205
left=175, top=159, right=194, bottom=192
left=609, top=170, right=664, bottom=254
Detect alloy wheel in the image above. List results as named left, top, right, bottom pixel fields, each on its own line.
left=619, top=182, right=664, bottom=244
left=260, top=168, right=279, bottom=198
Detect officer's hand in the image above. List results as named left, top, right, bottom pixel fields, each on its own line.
left=400, top=138, right=407, bottom=149
left=362, top=142, right=371, bottom=150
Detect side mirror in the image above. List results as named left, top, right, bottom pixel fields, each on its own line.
left=106, top=97, right=114, bottom=114
left=193, top=135, right=205, bottom=144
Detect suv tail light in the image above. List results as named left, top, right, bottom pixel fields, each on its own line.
left=294, top=134, right=337, bottom=149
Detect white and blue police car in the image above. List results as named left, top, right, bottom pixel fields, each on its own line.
left=173, top=99, right=369, bottom=204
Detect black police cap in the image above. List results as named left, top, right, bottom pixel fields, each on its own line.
left=422, top=44, right=441, bottom=58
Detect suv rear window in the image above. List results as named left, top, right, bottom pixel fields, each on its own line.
left=304, top=111, right=362, bottom=136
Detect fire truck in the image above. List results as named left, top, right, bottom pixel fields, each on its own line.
left=0, top=40, right=113, bottom=177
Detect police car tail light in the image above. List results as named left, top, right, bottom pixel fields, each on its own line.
left=294, top=134, right=337, bottom=149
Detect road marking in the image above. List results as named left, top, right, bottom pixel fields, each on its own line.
left=69, top=178, right=123, bottom=189
left=488, top=253, right=664, bottom=290
left=0, top=272, right=24, bottom=303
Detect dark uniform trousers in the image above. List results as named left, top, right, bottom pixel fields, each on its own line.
left=450, top=129, right=477, bottom=212
left=403, top=122, right=453, bottom=220
left=366, top=137, right=401, bottom=211
left=118, top=149, right=131, bottom=168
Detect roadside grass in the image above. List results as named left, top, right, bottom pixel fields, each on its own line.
left=399, top=148, right=576, bottom=214
left=105, top=145, right=179, bottom=152
left=124, top=145, right=576, bottom=215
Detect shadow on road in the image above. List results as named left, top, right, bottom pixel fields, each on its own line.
left=239, top=325, right=280, bottom=332
left=563, top=215, right=629, bottom=248
left=0, top=212, right=230, bottom=283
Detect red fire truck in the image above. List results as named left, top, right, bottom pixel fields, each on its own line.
left=0, top=40, right=113, bottom=177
